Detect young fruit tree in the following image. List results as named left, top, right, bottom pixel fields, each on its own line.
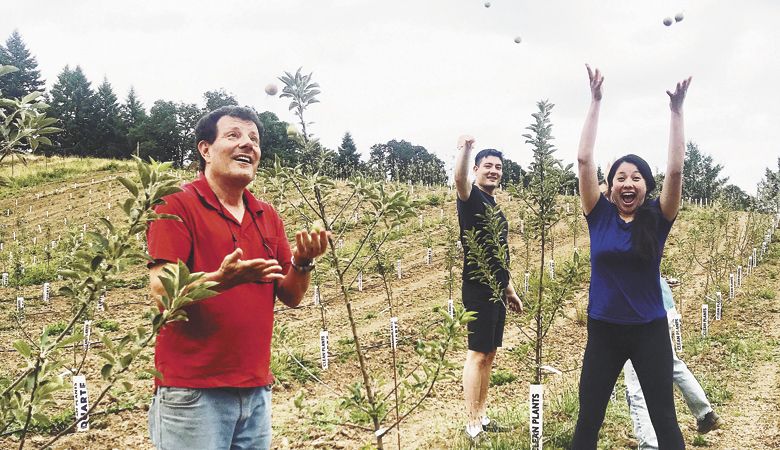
left=0, top=158, right=220, bottom=449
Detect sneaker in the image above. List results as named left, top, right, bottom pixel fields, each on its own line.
left=482, top=419, right=514, bottom=433
left=464, top=423, right=484, bottom=440
left=697, top=411, right=723, bottom=434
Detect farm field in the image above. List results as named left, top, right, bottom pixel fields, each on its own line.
left=1, top=157, right=779, bottom=449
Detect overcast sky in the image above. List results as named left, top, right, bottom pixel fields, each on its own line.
left=5, top=0, right=779, bottom=192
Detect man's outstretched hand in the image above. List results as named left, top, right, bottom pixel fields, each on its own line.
left=217, top=248, right=283, bottom=289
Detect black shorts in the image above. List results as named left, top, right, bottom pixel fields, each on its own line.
left=462, top=282, right=506, bottom=353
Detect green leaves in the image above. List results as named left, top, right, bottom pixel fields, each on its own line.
left=152, top=260, right=218, bottom=333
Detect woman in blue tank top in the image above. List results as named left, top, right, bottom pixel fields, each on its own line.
left=572, top=65, right=692, bottom=449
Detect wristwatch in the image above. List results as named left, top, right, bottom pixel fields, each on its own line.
left=291, top=256, right=316, bottom=273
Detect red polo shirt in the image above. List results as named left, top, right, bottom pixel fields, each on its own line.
left=147, top=175, right=291, bottom=388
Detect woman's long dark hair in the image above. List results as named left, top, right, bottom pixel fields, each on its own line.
left=607, top=154, right=661, bottom=264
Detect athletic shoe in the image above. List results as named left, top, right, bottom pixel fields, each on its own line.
left=697, top=411, right=723, bottom=434
left=464, top=423, right=483, bottom=441
left=482, top=419, right=514, bottom=433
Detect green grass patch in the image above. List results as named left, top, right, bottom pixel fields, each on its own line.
left=490, top=368, right=518, bottom=386
left=94, top=319, right=120, bottom=332
left=698, top=375, right=733, bottom=405
left=43, top=321, right=68, bottom=337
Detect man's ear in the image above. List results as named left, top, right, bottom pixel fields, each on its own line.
left=197, top=140, right=210, bottom=165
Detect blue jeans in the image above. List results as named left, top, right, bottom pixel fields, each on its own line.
left=624, top=309, right=712, bottom=449
left=148, top=386, right=272, bottom=450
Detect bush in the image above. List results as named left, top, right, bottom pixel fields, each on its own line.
left=43, top=321, right=68, bottom=337
left=94, top=319, right=120, bottom=332
left=490, top=368, right=517, bottom=386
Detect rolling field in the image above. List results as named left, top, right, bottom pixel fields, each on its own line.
left=0, top=157, right=779, bottom=449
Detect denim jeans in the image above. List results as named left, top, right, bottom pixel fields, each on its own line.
left=624, top=309, right=712, bottom=449
left=148, top=385, right=272, bottom=450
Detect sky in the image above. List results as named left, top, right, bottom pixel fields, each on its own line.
left=4, top=0, right=779, bottom=192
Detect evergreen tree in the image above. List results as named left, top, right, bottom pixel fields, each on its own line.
left=336, top=132, right=360, bottom=178
left=682, top=141, right=728, bottom=201
left=203, top=89, right=238, bottom=110
left=93, top=77, right=126, bottom=158
left=49, top=65, right=96, bottom=156
left=120, top=86, right=147, bottom=154
left=176, top=102, right=201, bottom=167
left=0, top=30, right=45, bottom=99
left=137, top=100, right=179, bottom=163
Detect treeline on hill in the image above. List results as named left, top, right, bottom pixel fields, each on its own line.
left=0, top=30, right=776, bottom=208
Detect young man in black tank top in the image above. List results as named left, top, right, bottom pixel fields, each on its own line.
left=454, top=135, right=523, bottom=439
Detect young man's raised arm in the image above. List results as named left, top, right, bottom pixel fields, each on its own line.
left=454, top=135, right=475, bottom=202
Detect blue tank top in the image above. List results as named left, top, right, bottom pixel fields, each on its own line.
left=586, top=194, right=674, bottom=324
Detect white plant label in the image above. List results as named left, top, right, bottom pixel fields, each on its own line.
left=548, top=259, right=555, bottom=280
left=529, top=384, right=543, bottom=450
left=524, top=272, right=530, bottom=294
left=426, top=247, right=432, bottom=265
left=98, top=291, right=106, bottom=312
left=1, top=272, right=7, bottom=287
left=729, top=274, right=735, bottom=300
left=748, top=257, right=753, bottom=275
left=737, top=266, right=742, bottom=287
left=313, top=286, right=320, bottom=306
left=447, top=298, right=455, bottom=318
left=715, top=292, right=722, bottom=321
left=319, top=330, right=329, bottom=370
left=440, top=208, right=444, bottom=220
left=390, top=317, right=398, bottom=350
left=337, top=238, right=344, bottom=250
left=357, top=271, right=363, bottom=292
left=83, top=320, right=92, bottom=351
left=519, top=220, right=524, bottom=235
left=456, top=240, right=462, bottom=251
left=16, top=296, right=24, bottom=320
left=419, top=215, right=423, bottom=228
left=37, top=224, right=42, bottom=233
left=673, top=315, right=683, bottom=352
left=753, top=248, right=758, bottom=267
left=701, top=304, right=708, bottom=338
left=42, top=282, right=50, bottom=303
left=396, top=259, right=402, bottom=280
left=72, top=375, right=90, bottom=432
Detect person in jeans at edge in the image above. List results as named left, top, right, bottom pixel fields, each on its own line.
left=454, top=135, right=523, bottom=440
left=573, top=63, right=692, bottom=449
left=624, top=277, right=723, bottom=449
left=146, top=106, right=328, bottom=449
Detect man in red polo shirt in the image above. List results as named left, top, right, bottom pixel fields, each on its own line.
left=146, top=106, right=327, bottom=449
